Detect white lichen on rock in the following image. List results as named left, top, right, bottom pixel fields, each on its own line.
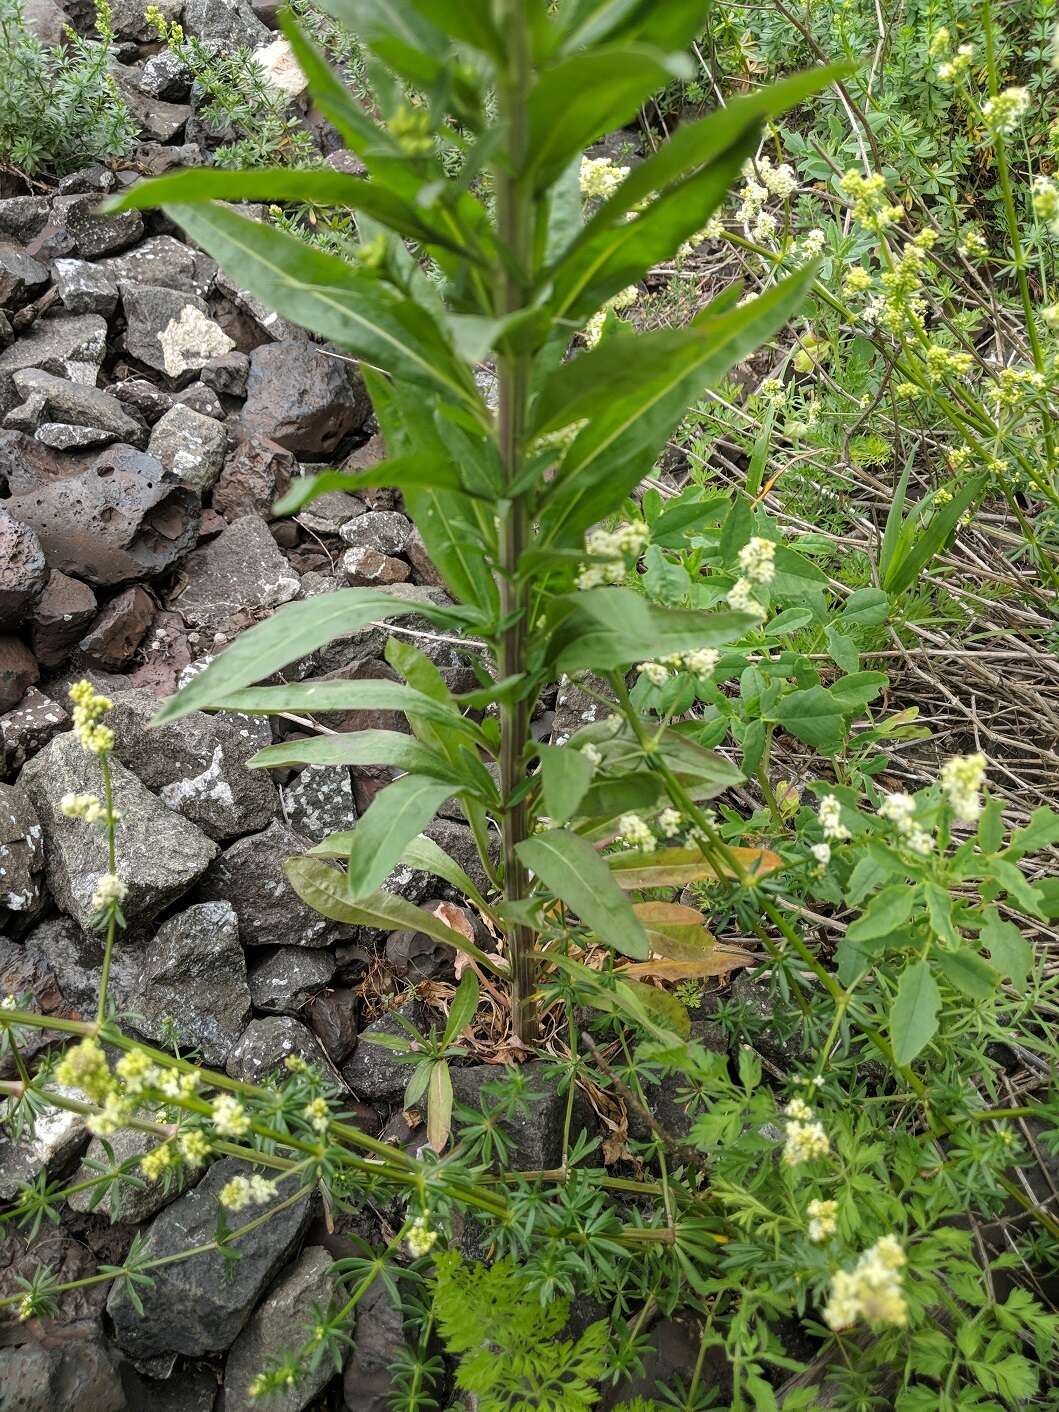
left=157, top=304, right=235, bottom=378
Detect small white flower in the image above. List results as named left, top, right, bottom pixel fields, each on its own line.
left=727, top=577, right=766, bottom=619
left=90, top=873, right=127, bottom=913
left=581, top=744, right=602, bottom=769
left=807, top=1198, right=838, bottom=1242
left=618, top=813, right=656, bottom=852
left=783, top=1118, right=831, bottom=1166
left=810, top=841, right=831, bottom=867
left=657, top=808, right=684, bottom=838
left=212, top=1095, right=251, bottom=1138
left=738, top=536, right=776, bottom=585
left=818, top=795, right=850, bottom=841
left=406, top=1215, right=439, bottom=1257
left=939, top=752, right=986, bottom=823
left=637, top=661, right=670, bottom=687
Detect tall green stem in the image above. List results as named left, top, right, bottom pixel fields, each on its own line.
left=494, top=0, right=537, bottom=1043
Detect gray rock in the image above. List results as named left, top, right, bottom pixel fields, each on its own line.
left=0, top=782, right=44, bottom=917
left=4, top=446, right=200, bottom=585
left=281, top=764, right=356, bottom=843
left=295, top=489, right=365, bottom=536
left=20, top=733, right=218, bottom=928
left=99, top=237, right=203, bottom=295
left=0, top=506, right=47, bottom=628
left=0, top=1085, right=88, bottom=1200
left=197, top=819, right=354, bottom=947
left=107, top=1158, right=312, bottom=1359
left=0, top=685, right=68, bottom=775
left=34, top=422, right=115, bottom=449
left=213, top=436, right=292, bottom=521
left=53, top=258, right=120, bottom=316
left=56, top=166, right=116, bottom=196
left=122, top=283, right=209, bottom=377
left=337, top=510, right=412, bottom=557
left=341, top=1279, right=409, bottom=1412
left=67, top=1125, right=190, bottom=1223
left=236, top=341, right=369, bottom=455
left=340, top=1000, right=424, bottom=1103
left=213, top=264, right=303, bottom=343
left=200, top=351, right=249, bottom=398
left=167, top=515, right=299, bottom=636
left=0, top=1330, right=125, bottom=1412
left=0, top=635, right=38, bottom=711
left=0, top=243, right=49, bottom=305
left=17, top=912, right=140, bottom=1016
left=106, top=687, right=276, bottom=841
left=50, top=194, right=144, bottom=260
left=174, top=381, right=223, bottom=419
left=109, top=63, right=191, bottom=141
left=248, top=946, right=335, bottom=1014
left=224, top=1246, right=336, bottom=1412
left=307, top=988, right=358, bottom=1063
left=182, top=0, right=269, bottom=50
left=450, top=1061, right=593, bottom=1170
left=424, top=816, right=495, bottom=899
left=0, top=313, right=108, bottom=381
left=119, top=1363, right=218, bottom=1412
left=147, top=403, right=227, bottom=492
left=30, top=571, right=98, bottom=666
left=0, top=196, right=49, bottom=243
left=225, top=1014, right=343, bottom=1086
left=113, top=377, right=175, bottom=424
left=133, top=901, right=251, bottom=1064
left=110, top=0, right=180, bottom=39
left=77, top=584, right=154, bottom=669
left=7, top=368, right=148, bottom=447
left=341, top=546, right=410, bottom=587
left=139, top=47, right=193, bottom=101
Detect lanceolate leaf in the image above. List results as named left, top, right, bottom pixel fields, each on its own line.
left=345, top=774, right=455, bottom=900
left=890, top=960, right=940, bottom=1065
left=427, top=1062, right=454, bottom=1153
left=203, top=682, right=486, bottom=744
left=249, top=729, right=462, bottom=783
left=517, top=829, right=650, bottom=958
left=273, top=455, right=464, bottom=516
left=310, top=831, right=494, bottom=916
left=152, top=590, right=420, bottom=723
left=547, top=588, right=755, bottom=674
left=442, top=970, right=480, bottom=1046
left=161, top=203, right=484, bottom=413
left=608, top=845, right=783, bottom=889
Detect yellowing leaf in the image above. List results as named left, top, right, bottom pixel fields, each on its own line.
left=623, top=945, right=756, bottom=980
left=609, top=846, right=783, bottom=889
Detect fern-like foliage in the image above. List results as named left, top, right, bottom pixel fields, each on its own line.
left=432, top=1252, right=612, bottom=1412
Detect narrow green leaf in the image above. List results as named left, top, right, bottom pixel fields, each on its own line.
left=249, top=730, right=462, bottom=782
left=442, top=970, right=480, bottom=1046
left=549, top=588, right=754, bottom=675
left=890, top=960, right=940, bottom=1065
left=427, top=1061, right=453, bottom=1153
left=882, top=477, right=985, bottom=595
left=516, top=828, right=650, bottom=958
left=202, top=682, right=482, bottom=740
left=346, top=775, right=454, bottom=900
left=152, top=590, right=417, bottom=723
left=274, top=454, right=464, bottom=516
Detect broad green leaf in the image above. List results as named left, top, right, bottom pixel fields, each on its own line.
left=250, top=729, right=461, bottom=781
left=442, top=970, right=480, bottom=1046
left=932, top=946, right=998, bottom=1001
left=153, top=590, right=417, bottom=723
left=770, top=686, right=846, bottom=756
left=524, top=47, right=680, bottom=191
left=890, top=960, right=940, bottom=1065
left=537, top=742, right=595, bottom=823
left=976, top=799, right=1005, bottom=854
left=280, top=14, right=395, bottom=160
left=608, top=845, right=783, bottom=889
left=980, top=908, right=1033, bottom=990
left=841, top=587, right=889, bottom=626
left=405, top=0, right=501, bottom=54
left=427, top=1061, right=454, bottom=1153
left=825, top=625, right=859, bottom=675
left=924, top=883, right=959, bottom=948
left=403, top=1061, right=432, bottom=1105
left=346, top=775, right=454, bottom=900
left=284, top=857, right=497, bottom=967
left=577, top=772, right=663, bottom=820
left=845, top=883, right=918, bottom=942
left=826, top=672, right=887, bottom=712
left=1008, top=806, right=1059, bottom=858
left=548, top=588, right=755, bottom=675
left=161, top=203, right=483, bottom=414
left=517, top=829, right=650, bottom=958
left=108, top=167, right=480, bottom=259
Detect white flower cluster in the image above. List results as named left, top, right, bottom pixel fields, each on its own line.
left=782, top=1097, right=831, bottom=1166
left=212, top=1094, right=251, bottom=1137
left=738, top=536, right=776, bottom=583
left=658, top=808, right=684, bottom=838
left=982, top=86, right=1030, bottom=136
left=736, top=156, right=799, bottom=246
left=582, top=283, right=638, bottom=348
left=818, top=794, right=850, bottom=841
left=1032, top=176, right=1059, bottom=235
left=580, top=155, right=629, bottom=200
left=617, top=812, right=656, bottom=852
left=219, top=1173, right=277, bottom=1212
left=576, top=521, right=649, bottom=589
left=807, top=1198, right=839, bottom=1242
left=69, top=679, right=114, bottom=756
left=878, top=793, right=933, bottom=855
left=810, top=841, right=832, bottom=868
left=939, top=752, right=986, bottom=823
left=636, top=647, right=721, bottom=687
left=727, top=578, right=767, bottom=620
left=90, top=872, right=127, bottom=914
left=60, top=792, right=106, bottom=823
left=823, top=1235, right=908, bottom=1330
left=407, top=1215, right=439, bottom=1257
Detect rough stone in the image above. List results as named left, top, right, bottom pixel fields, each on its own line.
left=67, top=1125, right=190, bottom=1223
left=199, top=351, right=249, bottom=397
left=213, top=264, right=303, bottom=343
left=99, top=237, right=203, bottom=296
left=9, top=369, right=148, bottom=447
left=424, top=816, right=496, bottom=899
left=122, top=284, right=210, bottom=378
left=78, top=585, right=154, bottom=668
left=20, top=734, right=218, bottom=928
left=337, top=510, right=412, bottom=557
left=106, top=687, right=277, bottom=840
left=110, top=0, right=180, bottom=39
left=182, top=0, right=269, bottom=51
left=120, top=1363, right=218, bottom=1412
left=295, top=489, right=365, bottom=535
left=174, top=381, right=224, bottom=419
left=147, top=403, right=227, bottom=492
left=139, top=47, right=192, bottom=101
left=112, top=378, right=175, bottom=424
left=49, top=194, right=143, bottom=260
left=109, top=64, right=191, bottom=142
left=107, top=1158, right=312, bottom=1359
left=53, top=258, right=119, bottom=316
left=0, top=196, right=49, bottom=243
left=5, top=446, right=200, bottom=585
left=213, top=436, right=293, bottom=520
left=0, top=243, right=49, bottom=305
left=167, top=515, right=299, bottom=635
left=341, top=546, right=410, bottom=587
left=341, top=1279, right=409, bottom=1412
left=0, top=313, right=107, bottom=381
left=30, top=571, right=98, bottom=666
left=340, top=1000, right=425, bottom=1103
left=0, top=636, right=38, bottom=711
left=0, top=1330, right=125, bottom=1412
left=224, top=1247, right=336, bottom=1412
left=237, top=341, right=369, bottom=454
left=33, top=422, right=114, bottom=450
left=226, top=1014, right=342, bottom=1086
left=0, top=686, right=67, bottom=775
left=248, top=946, right=335, bottom=1014
left=307, top=988, right=358, bottom=1063
left=0, top=1085, right=88, bottom=1200
left=133, top=901, right=251, bottom=1064
left=0, top=430, right=98, bottom=495
left=197, top=819, right=354, bottom=947
left=16, top=912, right=139, bottom=1018
left=280, top=764, right=356, bottom=843
left=0, top=783, right=44, bottom=918
left=0, top=508, right=47, bottom=628
left=451, top=1061, right=593, bottom=1170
